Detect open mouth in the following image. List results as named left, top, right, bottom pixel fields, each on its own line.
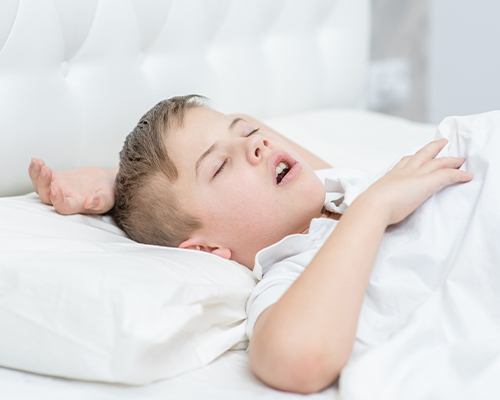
left=270, top=152, right=299, bottom=186
left=275, top=161, right=291, bottom=184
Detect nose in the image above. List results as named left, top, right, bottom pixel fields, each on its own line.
left=247, top=133, right=271, bottom=165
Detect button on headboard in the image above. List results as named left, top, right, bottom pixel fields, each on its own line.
left=0, top=0, right=370, bottom=196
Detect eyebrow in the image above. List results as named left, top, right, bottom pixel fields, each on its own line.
left=195, top=117, right=245, bottom=178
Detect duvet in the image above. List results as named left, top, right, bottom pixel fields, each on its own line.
left=341, top=111, right=500, bottom=400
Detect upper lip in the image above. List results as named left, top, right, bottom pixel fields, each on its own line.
left=268, top=151, right=297, bottom=185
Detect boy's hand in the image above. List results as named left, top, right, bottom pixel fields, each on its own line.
left=362, top=138, right=473, bottom=226
left=28, top=158, right=116, bottom=215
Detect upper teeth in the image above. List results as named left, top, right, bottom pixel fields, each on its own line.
left=275, top=161, right=289, bottom=177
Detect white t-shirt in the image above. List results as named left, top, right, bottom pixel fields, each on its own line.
left=245, top=167, right=375, bottom=340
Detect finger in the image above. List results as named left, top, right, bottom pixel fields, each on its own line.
left=83, top=194, right=101, bottom=212
left=410, top=138, right=449, bottom=167
left=83, top=191, right=114, bottom=214
left=421, top=156, right=466, bottom=173
left=49, top=184, right=66, bottom=213
left=50, top=184, right=80, bottom=215
left=393, top=155, right=412, bottom=169
left=37, top=165, right=53, bottom=204
left=28, top=158, right=44, bottom=192
left=432, top=168, right=473, bottom=192
left=28, top=158, right=38, bottom=180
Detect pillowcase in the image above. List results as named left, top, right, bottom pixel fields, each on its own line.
left=0, top=193, right=256, bottom=384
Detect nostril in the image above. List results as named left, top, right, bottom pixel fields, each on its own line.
left=255, top=148, right=260, bottom=157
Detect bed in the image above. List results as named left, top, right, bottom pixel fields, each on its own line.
left=0, top=1, right=441, bottom=399
left=0, top=110, right=435, bottom=399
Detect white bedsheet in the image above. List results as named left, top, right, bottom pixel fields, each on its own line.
left=0, top=350, right=337, bottom=400
left=340, top=111, right=500, bottom=399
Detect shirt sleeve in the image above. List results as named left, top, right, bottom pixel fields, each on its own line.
left=245, top=260, right=304, bottom=340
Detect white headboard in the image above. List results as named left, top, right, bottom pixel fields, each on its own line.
left=0, top=0, right=370, bottom=196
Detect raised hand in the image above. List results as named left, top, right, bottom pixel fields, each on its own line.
left=362, top=138, right=473, bottom=226
left=28, top=158, right=117, bottom=215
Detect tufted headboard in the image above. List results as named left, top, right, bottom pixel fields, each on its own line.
left=0, top=0, right=370, bottom=196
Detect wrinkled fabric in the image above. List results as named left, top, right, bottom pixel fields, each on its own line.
left=316, top=167, right=373, bottom=214
left=342, top=110, right=500, bottom=400
left=247, top=111, right=500, bottom=399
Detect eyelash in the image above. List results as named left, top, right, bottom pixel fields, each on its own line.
left=213, top=128, right=260, bottom=178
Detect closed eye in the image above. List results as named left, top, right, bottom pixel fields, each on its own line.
left=212, top=128, right=260, bottom=178
left=213, top=159, right=226, bottom=178
left=246, top=128, right=259, bottom=137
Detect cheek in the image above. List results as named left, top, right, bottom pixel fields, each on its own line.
left=222, top=180, right=273, bottom=214
left=207, top=174, right=276, bottom=217
left=199, top=168, right=324, bottom=224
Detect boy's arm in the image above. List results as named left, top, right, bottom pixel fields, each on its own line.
left=248, top=193, right=387, bottom=394
left=231, top=113, right=333, bottom=170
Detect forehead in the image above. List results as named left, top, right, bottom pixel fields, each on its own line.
left=164, top=106, right=230, bottom=174
left=167, top=106, right=229, bottom=149
left=179, top=106, right=227, bottom=136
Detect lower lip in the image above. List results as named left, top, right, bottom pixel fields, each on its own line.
left=277, top=162, right=302, bottom=187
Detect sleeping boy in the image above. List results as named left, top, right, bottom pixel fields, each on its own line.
left=28, top=95, right=473, bottom=394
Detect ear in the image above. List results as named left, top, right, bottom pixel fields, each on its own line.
left=178, top=238, right=232, bottom=260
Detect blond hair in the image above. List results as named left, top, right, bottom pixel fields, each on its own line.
left=112, top=95, right=206, bottom=246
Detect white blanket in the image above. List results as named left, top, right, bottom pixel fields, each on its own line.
left=341, top=111, right=500, bottom=399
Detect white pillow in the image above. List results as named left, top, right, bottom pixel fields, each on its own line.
left=265, top=109, right=435, bottom=172
left=0, top=193, right=256, bottom=384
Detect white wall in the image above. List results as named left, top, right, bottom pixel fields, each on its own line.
left=368, top=0, right=427, bottom=122
left=427, top=0, right=500, bottom=123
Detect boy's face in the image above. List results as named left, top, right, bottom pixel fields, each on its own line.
left=168, top=106, right=325, bottom=269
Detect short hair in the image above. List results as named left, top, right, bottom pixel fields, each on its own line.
left=111, top=95, right=206, bottom=246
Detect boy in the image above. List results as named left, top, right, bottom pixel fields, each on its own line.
left=28, top=95, right=472, bottom=393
